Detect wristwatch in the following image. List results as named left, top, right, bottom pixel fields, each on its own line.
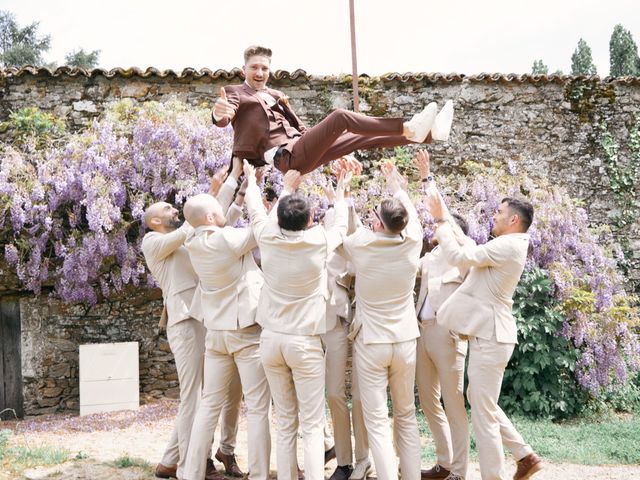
left=421, top=175, right=434, bottom=183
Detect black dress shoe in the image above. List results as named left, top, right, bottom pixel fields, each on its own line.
left=329, top=465, right=353, bottom=480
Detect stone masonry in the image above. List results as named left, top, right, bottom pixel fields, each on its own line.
left=0, top=67, right=639, bottom=415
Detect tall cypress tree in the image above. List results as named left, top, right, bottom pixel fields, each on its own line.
left=571, top=38, right=597, bottom=75
left=609, top=24, right=640, bottom=76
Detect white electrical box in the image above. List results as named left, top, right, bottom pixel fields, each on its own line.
left=79, top=342, right=140, bottom=416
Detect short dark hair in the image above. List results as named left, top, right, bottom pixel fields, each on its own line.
left=379, top=198, right=409, bottom=234
left=244, top=45, right=272, bottom=63
left=501, top=197, right=534, bottom=232
left=277, top=194, right=311, bottom=231
left=451, top=213, right=469, bottom=235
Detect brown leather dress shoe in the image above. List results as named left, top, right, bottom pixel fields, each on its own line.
left=421, top=464, right=451, bottom=479
left=215, top=448, right=245, bottom=477
left=206, top=458, right=226, bottom=480
left=513, top=453, right=543, bottom=480
left=155, top=463, right=177, bottom=479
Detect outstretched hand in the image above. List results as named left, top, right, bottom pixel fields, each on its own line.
left=335, top=169, right=353, bottom=203
left=208, top=167, right=228, bottom=196
left=321, top=178, right=337, bottom=204
left=282, top=170, right=302, bottom=193
left=331, top=155, right=362, bottom=177
left=414, top=149, right=430, bottom=179
left=243, top=160, right=257, bottom=186
left=381, top=162, right=406, bottom=194
left=230, top=156, right=243, bottom=179
left=423, top=189, right=446, bottom=220
left=214, top=87, right=237, bottom=121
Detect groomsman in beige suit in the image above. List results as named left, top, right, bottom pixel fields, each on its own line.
left=413, top=151, right=472, bottom=480
left=321, top=175, right=371, bottom=480
left=244, top=161, right=350, bottom=480
left=181, top=183, right=272, bottom=480
left=425, top=192, right=542, bottom=480
left=340, top=160, right=422, bottom=480
left=142, top=165, right=245, bottom=480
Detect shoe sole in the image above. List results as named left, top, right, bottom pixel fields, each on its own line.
left=518, top=461, right=543, bottom=480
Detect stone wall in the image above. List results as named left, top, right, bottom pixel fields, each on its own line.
left=17, top=286, right=176, bottom=416
left=1, top=67, right=639, bottom=415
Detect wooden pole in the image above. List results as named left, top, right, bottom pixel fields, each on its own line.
left=349, top=0, right=359, bottom=112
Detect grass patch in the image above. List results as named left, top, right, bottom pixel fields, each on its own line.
left=416, top=411, right=640, bottom=465
left=511, top=414, right=640, bottom=465
left=112, top=454, right=152, bottom=470
left=1, top=429, right=69, bottom=473
left=8, top=445, right=70, bottom=468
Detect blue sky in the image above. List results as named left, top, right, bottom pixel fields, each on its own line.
left=1, top=0, right=639, bottom=75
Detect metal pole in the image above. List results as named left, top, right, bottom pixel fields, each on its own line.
left=349, top=0, right=359, bottom=112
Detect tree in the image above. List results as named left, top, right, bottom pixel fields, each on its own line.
left=65, top=48, right=100, bottom=69
left=0, top=10, right=50, bottom=67
left=531, top=59, right=548, bottom=75
left=571, top=38, right=597, bottom=75
left=609, top=24, right=639, bottom=76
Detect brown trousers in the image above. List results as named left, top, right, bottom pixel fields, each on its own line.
left=277, top=109, right=424, bottom=175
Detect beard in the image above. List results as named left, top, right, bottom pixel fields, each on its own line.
left=166, top=217, right=182, bottom=229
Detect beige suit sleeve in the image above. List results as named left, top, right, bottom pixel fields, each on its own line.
left=216, top=176, right=238, bottom=214
left=141, top=223, right=190, bottom=262
left=435, top=223, right=509, bottom=270
left=245, top=183, right=270, bottom=241
left=326, top=200, right=348, bottom=252
left=225, top=203, right=243, bottom=226
left=220, top=227, right=258, bottom=258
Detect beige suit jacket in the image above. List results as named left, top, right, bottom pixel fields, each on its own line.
left=185, top=225, right=264, bottom=330
left=245, top=183, right=348, bottom=335
left=415, top=238, right=475, bottom=321
left=142, top=223, right=196, bottom=327
left=140, top=176, right=239, bottom=326
left=323, top=207, right=355, bottom=330
left=342, top=190, right=422, bottom=345
left=435, top=223, right=529, bottom=343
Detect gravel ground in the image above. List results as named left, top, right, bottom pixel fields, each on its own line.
left=2, top=400, right=639, bottom=480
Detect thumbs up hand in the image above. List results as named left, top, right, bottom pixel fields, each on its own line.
left=214, top=87, right=237, bottom=122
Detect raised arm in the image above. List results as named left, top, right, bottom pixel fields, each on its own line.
left=381, top=161, right=419, bottom=227
left=326, top=170, right=351, bottom=252
left=141, top=223, right=191, bottom=263
left=212, top=87, right=239, bottom=127
left=268, top=169, right=302, bottom=221
left=216, top=157, right=243, bottom=214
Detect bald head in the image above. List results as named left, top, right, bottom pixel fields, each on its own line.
left=144, top=202, right=180, bottom=233
left=184, top=194, right=225, bottom=228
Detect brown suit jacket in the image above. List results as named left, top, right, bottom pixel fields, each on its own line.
left=214, top=83, right=307, bottom=161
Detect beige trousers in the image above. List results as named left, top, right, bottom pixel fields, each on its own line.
left=416, top=321, right=469, bottom=477
left=162, top=319, right=241, bottom=478
left=323, top=319, right=369, bottom=466
left=467, top=336, right=532, bottom=480
left=260, top=329, right=326, bottom=480
left=184, top=325, right=271, bottom=480
left=354, top=334, right=420, bottom=480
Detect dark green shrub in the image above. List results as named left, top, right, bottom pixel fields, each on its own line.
left=501, top=267, right=588, bottom=419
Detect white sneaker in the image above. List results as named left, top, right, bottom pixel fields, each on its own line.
left=405, top=102, right=437, bottom=142
left=350, top=458, right=372, bottom=480
left=430, top=100, right=454, bottom=142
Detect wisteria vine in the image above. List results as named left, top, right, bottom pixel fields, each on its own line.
left=1, top=100, right=638, bottom=395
